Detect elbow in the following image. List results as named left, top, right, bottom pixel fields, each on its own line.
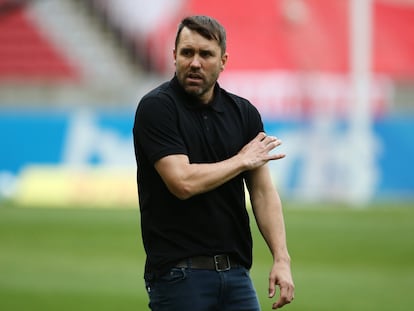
left=167, top=181, right=195, bottom=200
left=172, top=189, right=193, bottom=200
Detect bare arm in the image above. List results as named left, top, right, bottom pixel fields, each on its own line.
left=246, top=165, right=295, bottom=309
left=154, top=132, right=284, bottom=199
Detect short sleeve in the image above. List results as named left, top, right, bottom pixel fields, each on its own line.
left=246, top=101, right=264, bottom=141
left=133, top=94, right=187, bottom=164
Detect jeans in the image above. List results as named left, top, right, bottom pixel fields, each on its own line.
left=144, top=267, right=261, bottom=311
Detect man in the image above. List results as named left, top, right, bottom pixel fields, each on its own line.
left=133, top=15, right=294, bottom=310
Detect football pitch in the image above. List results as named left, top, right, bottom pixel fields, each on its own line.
left=1, top=201, right=413, bottom=311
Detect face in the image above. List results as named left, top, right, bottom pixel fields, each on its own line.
left=174, top=27, right=228, bottom=104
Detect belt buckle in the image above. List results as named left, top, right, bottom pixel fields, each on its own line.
left=214, top=255, right=231, bottom=272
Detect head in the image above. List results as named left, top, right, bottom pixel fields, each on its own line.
left=173, top=15, right=228, bottom=104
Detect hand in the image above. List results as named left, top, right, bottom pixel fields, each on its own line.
left=238, top=132, right=285, bottom=170
left=268, top=260, right=295, bottom=309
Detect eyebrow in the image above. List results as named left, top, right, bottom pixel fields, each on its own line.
left=179, top=46, right=216, bottom=54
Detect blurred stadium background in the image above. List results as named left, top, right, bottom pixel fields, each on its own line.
left=0, top=0, right=413, bottom=310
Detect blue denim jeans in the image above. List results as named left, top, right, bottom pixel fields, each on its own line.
left=144, top=267, right=261, bottom=311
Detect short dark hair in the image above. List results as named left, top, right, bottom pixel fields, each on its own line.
left=175, top=15, right=227, bottom=54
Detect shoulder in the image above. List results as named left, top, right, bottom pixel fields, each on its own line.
left=219, top=86, right=264, bottom=137
left=221, top=87, right=260, bottom=115
left=135, top=81, right=179, bottom=116
left=134, top=82, right=178, bottom=129
left=138, top=81, right=172, bottom=106
left=222, top=88, right=249, bottom=104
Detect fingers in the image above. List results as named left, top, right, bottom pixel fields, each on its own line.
left=268, top=276, right=276, bottom=298
left=269, top=153, right=286, bottom=161
left=257, top=132, right=283, bottom=149
left=240, top=132, right=286, bottom=170
left=262, top=135, right=285, bottom=160
left=258, top=132, right=278, bottom=143
left=257, top=132, right=267, bottom=141
left=268, top=266, right=295, bottom=310
left=271, top=283, right=295, bottom=309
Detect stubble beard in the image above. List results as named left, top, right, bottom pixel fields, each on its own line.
left=184, top=72, right=219, bottom=101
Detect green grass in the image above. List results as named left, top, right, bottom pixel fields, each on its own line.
left=1, top=201, right=413, bottom=311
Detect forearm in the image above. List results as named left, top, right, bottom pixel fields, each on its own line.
left=155, top=132, right=284, bottom=200
left=177, top=154, right=250, bottom=198
left=252, top=189, right=295, bottom=309
left=246, top=156, right=295, bottom=308
left=155, top=153, right=247, bottom=200
left=252, top=192, right=291, bottom=262
left=247, top=166, right=290, bottom=262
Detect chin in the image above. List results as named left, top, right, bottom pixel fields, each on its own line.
left=185, top=86, right=203, bottom=96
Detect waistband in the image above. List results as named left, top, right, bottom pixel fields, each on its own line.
left=175, top=254, right=243, bottom=272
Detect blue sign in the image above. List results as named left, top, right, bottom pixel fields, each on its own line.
left=1, top=109, right=413, bottom=201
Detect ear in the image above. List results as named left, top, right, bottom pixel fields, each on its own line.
left=173, top=49, right=177, bottom=64
left=220, top=53, right=228, bottom=71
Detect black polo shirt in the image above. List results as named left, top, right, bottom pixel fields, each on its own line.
left=133, top=76, right=264, bottom=277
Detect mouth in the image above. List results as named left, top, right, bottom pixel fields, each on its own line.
left=186, top=73, right=203, bottom=84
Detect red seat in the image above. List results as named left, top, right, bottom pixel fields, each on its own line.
left=0, top=7, right=79, bottom=81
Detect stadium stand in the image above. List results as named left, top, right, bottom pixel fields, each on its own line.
left=0, top=1, right=78, bottom=81
left=87, top=0, right=414, bottom=112
left=82, top=0, right=414, bottom=114
left=86, top=0, right=186, bottom=71
left=0, top=0, right=158, bottom=106
left=139, top=0, right=414, bottom=79
left=0, top=0, right=413, bottom=109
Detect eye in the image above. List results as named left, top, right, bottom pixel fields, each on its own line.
left=200, top=50, right=213, bottom=58
left=180, top=48, right=193, bottom=57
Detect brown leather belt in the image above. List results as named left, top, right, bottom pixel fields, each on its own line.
left=175, top=255, right=242, bottom=272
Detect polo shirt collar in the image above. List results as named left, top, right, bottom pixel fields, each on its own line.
left=170, top=75, right=224, bottom=113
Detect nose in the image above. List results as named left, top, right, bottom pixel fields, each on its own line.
left=190, top=55, right=201, bottom=68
